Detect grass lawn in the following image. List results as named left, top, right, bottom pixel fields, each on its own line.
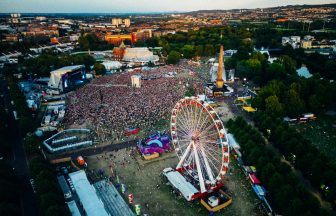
left=291, top=115, right=336, bottom=163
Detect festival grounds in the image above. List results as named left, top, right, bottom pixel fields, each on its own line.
left=86, top=146, right=265, bottom=216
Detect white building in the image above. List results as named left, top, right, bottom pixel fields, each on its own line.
left=123, top=48, right=159, bottom=64
left=111, top=18, right=123, bottom=26
left=131, top=75, right=142, bottom=88
left=282, top=36, right=301, bottom=49
left=124, top=18, right=131, bottom=27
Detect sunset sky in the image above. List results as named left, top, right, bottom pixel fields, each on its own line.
left=0, top=0, right=334, bottom=13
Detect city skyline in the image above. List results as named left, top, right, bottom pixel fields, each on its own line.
left=0, top=0, right=335, bottom=13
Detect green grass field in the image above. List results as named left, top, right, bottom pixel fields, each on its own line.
left=291, top=115, right=336, bottom=163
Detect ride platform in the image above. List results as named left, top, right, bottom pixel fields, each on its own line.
left=200, top=189, right=232, bottom=212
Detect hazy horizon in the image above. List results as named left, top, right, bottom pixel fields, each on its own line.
left=0, top=0, right=335, bottom=13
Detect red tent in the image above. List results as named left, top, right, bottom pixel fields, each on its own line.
left=124, top=128, right=140, bottom=136
left=249, top=174, right=261, bottom=184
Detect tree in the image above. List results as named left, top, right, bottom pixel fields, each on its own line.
left=24, top=134, right=40, bottom=156
left=167, top=51, right=181, bottom=64
left=265, top=95, right=283, bottom=117
left=284, top=89, right=305, bottom=117
left=203, top=44, right=215, bottom=56
left=195, top=45, right=204, bottom=57
left=93, top=63, right=106, bottom=76
left=278, top=55, right=297, bottom=75
left=45, top=205, right=69, bottom=216
left=308, top=94, right=321, bottom=113
left=267, top=62, right=286, bottom=80
left=181, top=45, right=195, bottom=59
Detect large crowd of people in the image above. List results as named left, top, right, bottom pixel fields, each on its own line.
left=63, top=62, right=204, bottom=142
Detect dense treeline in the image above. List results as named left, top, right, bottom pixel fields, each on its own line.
left=142, top=26, right=253, bottom=63
left=5, top=75, right=70, bottom=216
left=0, top=160, right=21, bottom=216
left=78, top=33, right=113, bottom=51
left=282, top=46, right=336, bottom=80
left=0, top=35, right=50, bottom=53
left=6, top=75, right=36, bottom=135
left=0, top=107, right=21, bottom=216
left=254, top=112, right=336, bottom=204
left=19, top=53, right=95, bottom=77
left=227, top=117, right=332, bottom=216
left=29, top=154, right=70, bottom=216
left=252, top=79, right=336, bottom=118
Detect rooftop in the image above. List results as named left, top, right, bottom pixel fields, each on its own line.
left=69, top=170, right=109, bottom=216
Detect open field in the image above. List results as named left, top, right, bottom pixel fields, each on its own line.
left=291, top=115, right=336, bottom=163
left=86, top=147, right=264, bottom=216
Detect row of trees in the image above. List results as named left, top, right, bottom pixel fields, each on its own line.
left=0, top=160, right=21, bottom=216
left=282, top=46, right=336, bottom=80
left=254, top=112, right=336, bottom=204
left=29, top=155, right=70, bottom=216
left=227, top=117, right=331, bottom=216
left=5, top=74, right=70, bottom=215
left=0, top=107, right=21, bottom=216
left=6, top=75, right=36, bottom=135
left=252, top=78, right=336, bottom=118
left=78, top=33, right=113, bottom=51
left=20, top=52, right=96, bottom=77
left=142, top=26, right=253, bottom=64
left=228, top=50, right=297, bottom=86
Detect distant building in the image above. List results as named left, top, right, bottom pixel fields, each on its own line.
left=282, top=36, right=301, bottom=49
left=301, top=40, right=312, bottom=49
left=105, top=33, right=136, bottom=45
left=111, top=18, right=130, bottom=27
left=111, top=18, right=122, bottom=26
left=136, top=29, right=152, bottom=41
left=124, top=18, right=131, bottom=27
left=35, top=16, right=47, bottom=21
left=9, top=13, right=21, bottom=24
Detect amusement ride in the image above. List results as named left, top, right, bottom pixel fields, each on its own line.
left=170, top=96, right=229, bottom=197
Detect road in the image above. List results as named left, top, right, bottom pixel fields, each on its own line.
left=0, top=70, right=39, bottom=216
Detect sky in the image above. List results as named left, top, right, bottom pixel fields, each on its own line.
left=0, top=0, right=335, bottom=13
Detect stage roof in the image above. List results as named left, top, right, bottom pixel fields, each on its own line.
left=69, top=170, right=109, bottom=216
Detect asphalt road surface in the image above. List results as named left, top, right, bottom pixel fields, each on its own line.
left=0, top=69, right=39, bottom=216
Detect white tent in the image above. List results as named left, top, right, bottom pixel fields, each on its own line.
left=123, top=48, right=159, bottom=63
left=101, top=61, right=122, bottom=72
left=48, top=65, right=84, bottom=92
left=163, top=167, right=199, bottom=201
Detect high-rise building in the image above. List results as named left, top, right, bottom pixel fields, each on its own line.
left=124, top=18, right=131, bottom=27
left=111, top=18, right=123, bottom=26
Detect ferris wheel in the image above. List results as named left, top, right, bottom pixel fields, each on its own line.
left=170, top=97, right=229, bottom=193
